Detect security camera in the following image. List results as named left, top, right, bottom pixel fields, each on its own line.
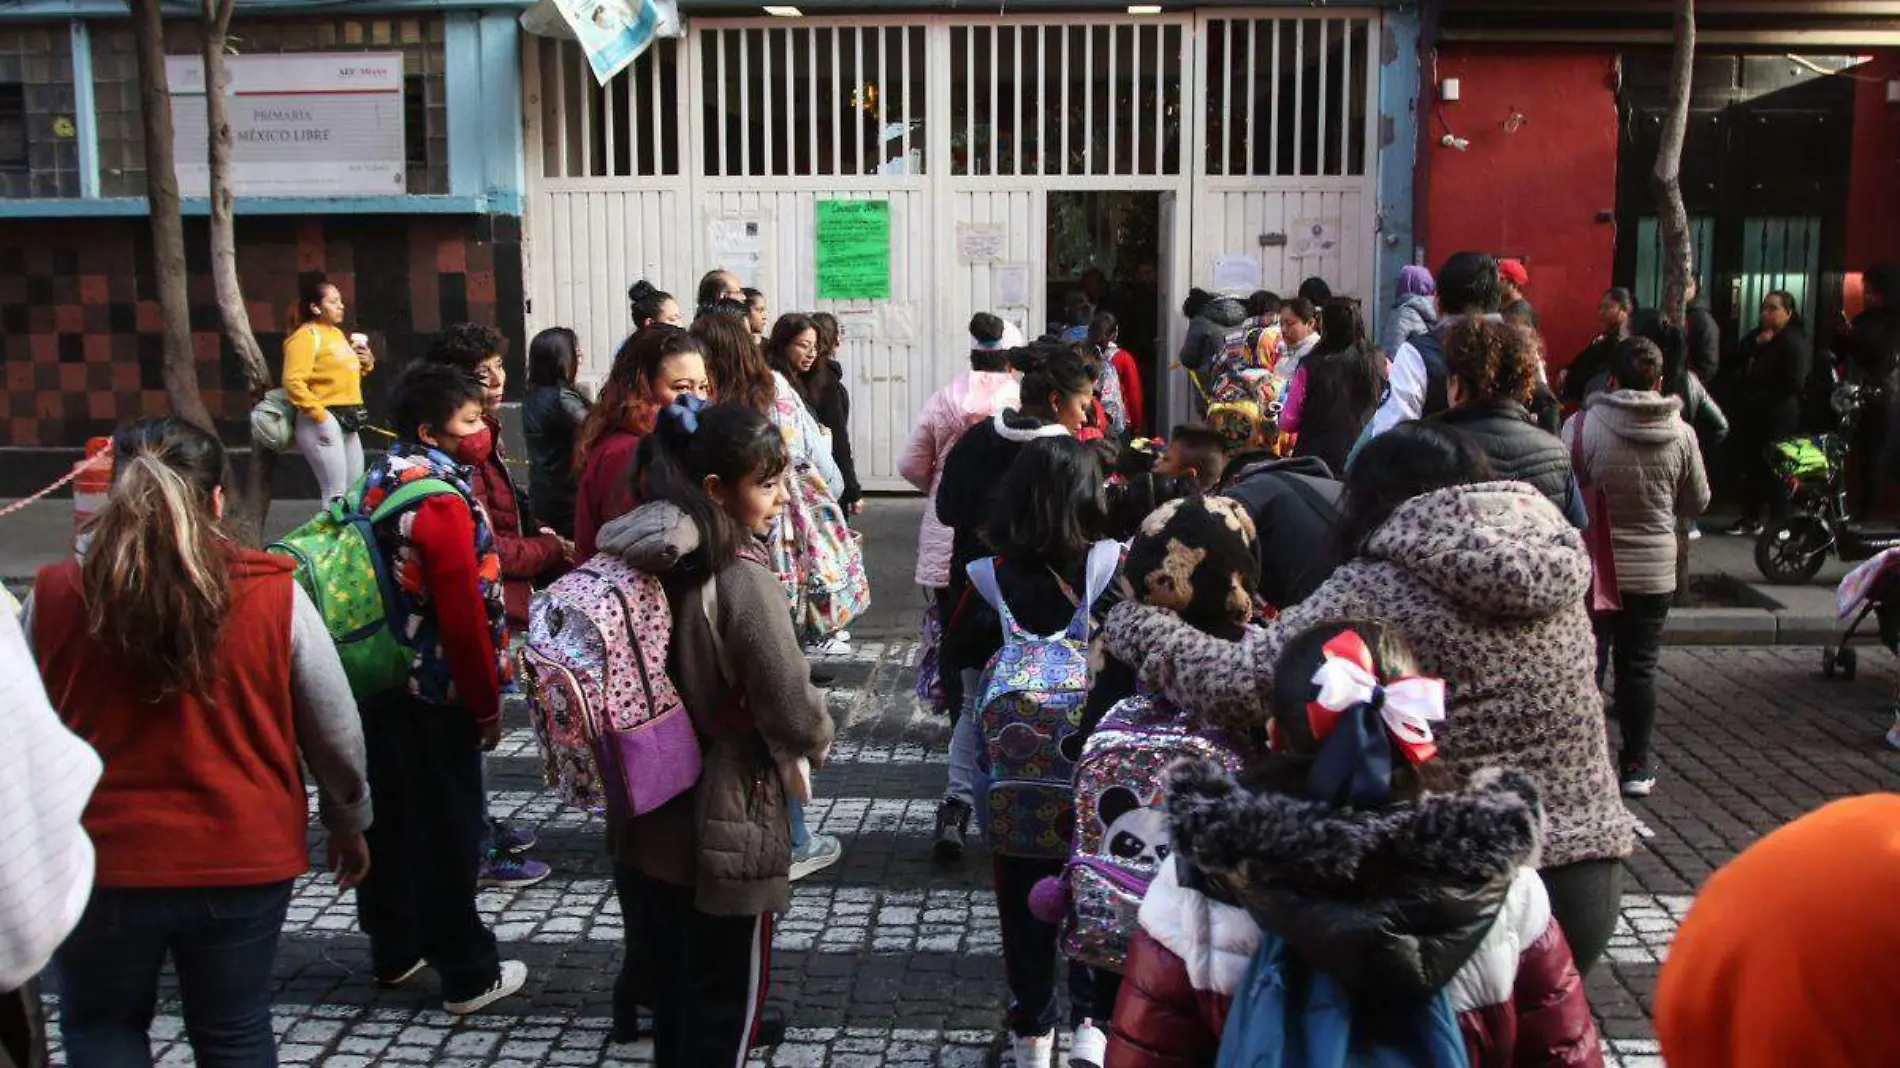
left=1440, top=134, right=1470, bottom=151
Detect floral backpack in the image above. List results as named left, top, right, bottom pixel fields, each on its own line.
left=969, top=540, right=1122, bottom=859
left=519, top=555, right=700, bottom=817
left=770, top=458, right=870, bottom=642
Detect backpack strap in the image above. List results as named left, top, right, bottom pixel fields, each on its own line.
left=362, top=477, right=459, bottom=523
left=966, top=557, right=1029, bottom=643
left=1065, top=539, right=1123, bottom=640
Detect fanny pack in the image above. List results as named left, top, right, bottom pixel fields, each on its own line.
left=331, top=406, right=370, bottom=434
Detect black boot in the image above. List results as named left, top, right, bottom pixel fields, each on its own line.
left=751, top=1005, right=788, bottom=1048
left=933, top=798, right=972, bottom=862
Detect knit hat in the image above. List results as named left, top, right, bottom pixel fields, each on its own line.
left=1123, top=496, right=1260, bottom=629
left=1499, top=259, right=1530, bottom=288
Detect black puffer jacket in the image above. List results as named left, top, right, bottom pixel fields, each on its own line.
left=1179, top=297, right=1251, bottom=374
left=802, top=360, right=862, bottom=508
left=1435, top=399, right=1579, bottom=521
left=521, top=384, right=590, bottom=538
left=1217, top=455, right=1344, bottom=612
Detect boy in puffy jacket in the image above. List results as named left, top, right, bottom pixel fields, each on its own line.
left=1107, top=620, right=1601, bottom=1068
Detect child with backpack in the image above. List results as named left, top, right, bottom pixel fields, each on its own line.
left=1106, top=621, right=1602, bottom=1068
left=347, top=363, right=527, bottom=1014
left=592, top=397, right=834, bottom=1068
left=942, top=436, right=1124, bottom=1068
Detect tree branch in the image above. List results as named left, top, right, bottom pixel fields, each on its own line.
left=1650, top=0, right=1696, bottom=327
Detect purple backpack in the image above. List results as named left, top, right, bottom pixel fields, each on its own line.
left=520, top=556, right=700, bottom=817
left=1061, top=693, right=1242, bottom=972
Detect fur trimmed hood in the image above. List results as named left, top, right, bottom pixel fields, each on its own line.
left=993, top=406, right=1072, bottom=443
left=1165, top=760, right=1544, bottom=997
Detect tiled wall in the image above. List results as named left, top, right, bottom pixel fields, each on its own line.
left=0, top=213, right=524, bottom=448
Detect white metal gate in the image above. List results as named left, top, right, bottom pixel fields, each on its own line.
left=522, top=9, right=1385, bottom=489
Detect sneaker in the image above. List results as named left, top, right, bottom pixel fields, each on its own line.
left=1686, top=522, right=1703, bottom=541
left=808, top=635, right=854, bottom=657
left=1619, top=758, right=1657, bottom=798
left=933, top=797, right=972, bottom=862
left=751, top=1005, right=787, bottom=1048
left=375, top=958, right=428, bottom=989
left=492, top=823, right=537, bottom=856
left=1010, top=1031, right=1056, bottom=1068
left=788, top=833, right=844, bottom=881
left=1069, top=1021, right=1107, bottom=1067
left=1885, top=709, right=1900, bottom=751
left=1724, top=519, right=1765, bottom=537
left=478, top=854, right=552, bottom=890
left=444, top=960, right=528, bottom=1015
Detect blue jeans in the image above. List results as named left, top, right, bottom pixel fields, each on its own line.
left=788, top=795, right=811, bottom=849
left=56, top=880, right=293, bottom=1068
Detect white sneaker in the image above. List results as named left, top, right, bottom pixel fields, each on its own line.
left=1886, top=710, right=1900, bottom=751
left=808, top=635, right=853, bottom=657
left=444, top=960, right=528, bottom=1015
left=1010, top=1030, right=1055, bottom=1068
left=1069, top=1021, right=1107, bottom=1067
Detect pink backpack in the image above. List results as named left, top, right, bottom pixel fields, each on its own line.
left=520, top=556, right=700, bottom=816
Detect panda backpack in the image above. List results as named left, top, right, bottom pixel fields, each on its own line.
left=1058, top=692, right=1243, bottom=972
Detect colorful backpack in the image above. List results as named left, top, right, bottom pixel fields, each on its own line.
left=268, top=476, right=457, bottom=699
left=1061, top=693, right=1243, bottom=971
left=770, top=458, right=871, bottom=642
left=519, top=555, right=701, bottom=817
left=969, top=540, right=1122, bottom=859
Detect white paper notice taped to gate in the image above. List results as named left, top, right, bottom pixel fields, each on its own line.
left=1212, top=255, right=1260, bottom=293
left=833, top=309, right=880, bottom=346
left=707, top=216, right=767, bottom=286
left=992, top=265, right=1030, bottom=309
left=956, top=223, right=1007, bottom=265
left=1292, top=220, right=1339, bottom=259
left=879, top=302, right=918, bottom=345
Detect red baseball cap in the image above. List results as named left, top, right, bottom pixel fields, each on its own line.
left=1499, top=259, right=1530, bottom=287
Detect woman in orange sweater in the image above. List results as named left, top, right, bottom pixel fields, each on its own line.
left=283, top=277, right=373, bottom=500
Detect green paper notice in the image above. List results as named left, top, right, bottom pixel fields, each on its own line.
left=815, top=200, right=891, bottom=301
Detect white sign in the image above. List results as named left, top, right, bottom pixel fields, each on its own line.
left=1212, top=255, right=1260, bottom=293
left=833, top=309, right=880, bottom=345
left=956, top=222, right=1007, bottom=265
left=879, top=302, right=918, bottom=346
left=166, top=53, right=404, bottom=197
left=707, top=216, right=768, bottom=287
left=1291, top=220, right=1339, bottom=259
left=991, top=264, right=1030, bottom=309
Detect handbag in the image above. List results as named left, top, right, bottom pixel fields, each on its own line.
left=774, top=459, right=871, bottom=641
left=1569, top=411, right=1622, bottom=614
left=331, top=405, right=370, bottom=435
left=249, top=389, right=297, bottom=453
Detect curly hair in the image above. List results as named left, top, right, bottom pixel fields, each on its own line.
left=426, top=322, right=505, bottom=371
left=1441, top=315, right=1538, bottom=407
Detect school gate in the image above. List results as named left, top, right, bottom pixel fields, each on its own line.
left=522, top=8, right=1392, bottom=489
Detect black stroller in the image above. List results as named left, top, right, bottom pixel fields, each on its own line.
left=1824, top=548, right=1900, bottom=680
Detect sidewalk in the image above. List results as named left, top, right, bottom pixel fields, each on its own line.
left=0, top=495, right=1860, bottom=648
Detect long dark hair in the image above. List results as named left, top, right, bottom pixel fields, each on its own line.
left=82, top=417, right=233, bottom=699
left=1338, top=422, right=1492, bottom=553
left=985, top=436, right=1108, bottom=564
left=765, top=313, right=829, bottom=407
left=810, top=312, right=841, bottom=359
left=289, top=276, right=336, bottom=332
left=692, top=313, right=775, bottom=414
left=1314, top=299, right=1367, bottom=357
left=628, top=280, right=675, bottom=327
left=527, top=327, right=579, bottom=389
left=634, top=401, right=788, bottom=584
left=575, top=324, right=702, bottom=470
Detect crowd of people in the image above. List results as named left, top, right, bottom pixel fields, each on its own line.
left=2, top=252, right=1897, bottom=1068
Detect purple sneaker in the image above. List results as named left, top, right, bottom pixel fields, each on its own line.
left=478, top=854, right=551, bottom=890
left=492, top=823, right=538, bottom=856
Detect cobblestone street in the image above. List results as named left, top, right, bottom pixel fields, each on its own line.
left=42, top=642, right=1900, bottom=1067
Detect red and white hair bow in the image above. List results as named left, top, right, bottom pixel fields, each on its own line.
left=1305, top=631, right=1446, bottom=765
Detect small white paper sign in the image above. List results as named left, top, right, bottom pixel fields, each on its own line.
left=708, top=215, right=767, bottom=286
left=880, top=302, right=918, bottom=345
left=1212, top=255, right=1260, bottom=293
left=992, top=264, right=1031, bottom=308
left=956, top=222, right=1008, bottom=265
left=834, top=308, right=880, bottom=345
left=1291, top=220, right=1339, bottom=259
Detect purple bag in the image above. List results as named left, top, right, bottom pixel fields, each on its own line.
left=521, top=556, right=701, bottom=816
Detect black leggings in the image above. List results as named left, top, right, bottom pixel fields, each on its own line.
left=1538, top=859, right=1625, bottom=976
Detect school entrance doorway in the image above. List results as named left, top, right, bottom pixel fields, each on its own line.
left=1045, top=190, right=1168, bottom=436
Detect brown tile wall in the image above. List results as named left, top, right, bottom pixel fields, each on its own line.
left=0, top=212, right=524, bottom=448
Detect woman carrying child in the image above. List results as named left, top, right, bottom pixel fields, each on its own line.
left=1107, top=621, right=1600, bottom=1067
left=942, top=436, right=1124, bottom=1068
left=594, top=398, right=835, bottom=1068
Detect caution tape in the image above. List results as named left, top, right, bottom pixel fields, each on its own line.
left=0, top=443, right=112, bottom=523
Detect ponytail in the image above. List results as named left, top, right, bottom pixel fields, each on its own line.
left=81, top=417, right=231, bottom=699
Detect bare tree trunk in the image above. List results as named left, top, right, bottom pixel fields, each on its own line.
left=202, top=0, right=275, bottom=543
left=1651, top=0, right=1696, bottom=327
left=130, top=0, right=208, bottom=432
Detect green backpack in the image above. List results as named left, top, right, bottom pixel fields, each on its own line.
left=268, top=476, right=458, bottom=699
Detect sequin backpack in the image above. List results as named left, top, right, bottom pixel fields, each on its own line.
left=968, top=540, right=1122, bottom=859
left=1059, top=693, right=1243, bottom=972
left=520, top=556, right=700, bottom=817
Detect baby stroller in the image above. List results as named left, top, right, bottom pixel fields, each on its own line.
left=1826, top=548, right=1900, bottom=679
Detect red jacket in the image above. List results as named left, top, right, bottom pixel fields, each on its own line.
left=573, top=426, right=644, bottom=563
left=1110, top=345, right=1146, bottom=434
left=1108, top=864, right=1601, bottom=1068
left=470, top=415, right=566, bottom=625
left=31, top=553, right=307, bottom=888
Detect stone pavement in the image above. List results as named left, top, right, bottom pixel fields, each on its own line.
left=36, top=638, right=1900, bottom=1067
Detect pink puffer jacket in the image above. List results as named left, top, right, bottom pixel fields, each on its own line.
left=898, top=370, right=1020, bottom=587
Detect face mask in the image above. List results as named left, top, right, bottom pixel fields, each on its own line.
left=451, top=426, right=494, bottom=466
